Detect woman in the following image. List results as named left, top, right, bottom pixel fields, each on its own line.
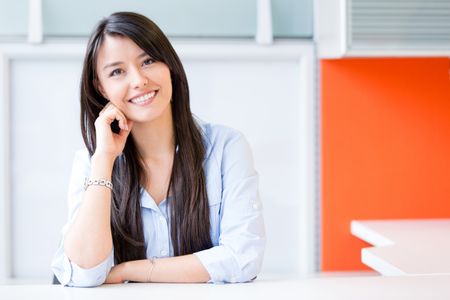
left=51, top=12, right=265, bottom=287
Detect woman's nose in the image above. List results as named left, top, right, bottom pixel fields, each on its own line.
left=130, top=68, right=148, bottom=89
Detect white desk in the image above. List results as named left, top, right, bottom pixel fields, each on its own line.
left=1, top=275, right=450, bottom=300
left=351, top=219, right=450, bottom=276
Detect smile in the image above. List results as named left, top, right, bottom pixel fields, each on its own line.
left=129, top=90, right=157, bottom=105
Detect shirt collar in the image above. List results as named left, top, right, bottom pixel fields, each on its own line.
left=139, top=188, right=160, bottom=211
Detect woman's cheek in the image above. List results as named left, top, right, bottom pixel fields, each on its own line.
left=108, top=87, right=126, bottom=105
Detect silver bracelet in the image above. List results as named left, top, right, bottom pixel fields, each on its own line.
left=83, top=177, right=113, bottom=191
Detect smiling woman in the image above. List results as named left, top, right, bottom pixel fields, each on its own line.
left=50, top=12, right=265, bottom=287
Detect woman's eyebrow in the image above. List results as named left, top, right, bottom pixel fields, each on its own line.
left=103, top=52, right=149, bottom=70
left=137, top=52, right=148, bottom=59
left=103, top=61, right=122, bottom=70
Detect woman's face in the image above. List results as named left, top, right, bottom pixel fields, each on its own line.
left=95, top=35, right=172, bottom=123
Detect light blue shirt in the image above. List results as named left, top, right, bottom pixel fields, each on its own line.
left=51, top=121, right=266, bottom=287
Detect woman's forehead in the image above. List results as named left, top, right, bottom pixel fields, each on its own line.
left=96, top=35, right=148, bottom=70
left=98, top=35, right=144, bottom=58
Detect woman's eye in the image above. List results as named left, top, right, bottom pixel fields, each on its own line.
left=143, top=58, right=154, bottom=66
left=109, top=69, right=123, bottom=77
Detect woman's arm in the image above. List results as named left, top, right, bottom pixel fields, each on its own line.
left=192, top=130, right=265, bottom=283
left=64, top=103, right=132, bottom=269
left=106, top=255, right=210, bottom=283
left=52, top=149, right=115, bottom=287
left=63, top=153, right=115, bottom=269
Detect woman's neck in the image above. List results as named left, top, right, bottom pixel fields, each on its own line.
left=130, top=109, right=175, bottom=162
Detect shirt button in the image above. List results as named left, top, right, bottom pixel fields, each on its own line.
left=159, top=216, right=165, bottom=222
left=252, top=203, right=259, bottom=210
left=160, top=250, right=167, bottom=256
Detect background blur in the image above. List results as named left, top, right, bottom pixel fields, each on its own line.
left=0, top=0, right=449, bottom=284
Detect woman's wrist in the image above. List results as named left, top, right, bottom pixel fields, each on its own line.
left=92, top=151, right=116, bottom=163
left=119, top=260, right=154, bottom=283
left=118, top=262, right=128, bottom=282
left=90, top=152, right=116, bottom=178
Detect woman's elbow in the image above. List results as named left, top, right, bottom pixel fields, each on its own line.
left=233, top=248, right=265, bottom=283
left=53, top=254, right=113, bottom=287
left=66, top=272, right=108, bottom=288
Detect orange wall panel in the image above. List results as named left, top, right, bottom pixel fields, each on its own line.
left=321, top=58, right=450, bottom=271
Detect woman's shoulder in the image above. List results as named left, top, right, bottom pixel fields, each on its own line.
left=195, top=118, right=252, bottom=167
left=196, top=118, right=245, bottom=148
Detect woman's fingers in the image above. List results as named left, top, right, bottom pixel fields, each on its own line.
left=94, top=102, right=131, bottom=158
left=118, top=117, right=129, bottom=131
left=98, top=104, right=130, bottom=131
left=118, top=120, right=134, bottom=138
left=98, top=102, right=111, bottom=116
left=105, top=265, right=123, bottom=284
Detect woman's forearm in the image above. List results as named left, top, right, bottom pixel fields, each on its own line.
left=63, top=153, right=116, bottom=269
left=119, top=254, right=210, bottom=283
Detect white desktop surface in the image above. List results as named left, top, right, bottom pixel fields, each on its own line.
left=1, top=274, right=450, bottom=300
left=351, top=219, right=450, bottom=276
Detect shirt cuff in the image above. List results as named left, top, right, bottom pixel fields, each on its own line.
left=60, top=251, right=114, bottom=287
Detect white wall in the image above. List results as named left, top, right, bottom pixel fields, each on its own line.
left=0, top=40, right=316, bottom=282
left=10, top=59, right=84, bottom=278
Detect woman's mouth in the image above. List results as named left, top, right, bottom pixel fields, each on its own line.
left=129, top=90, right=157, bottom=105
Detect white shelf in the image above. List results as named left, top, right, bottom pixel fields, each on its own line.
left=351, top=219, right=450, bottom=276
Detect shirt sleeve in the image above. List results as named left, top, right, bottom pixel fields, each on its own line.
left=51, top=149, right=114, bottom=287
left=194, top=132, right=266, bottom=283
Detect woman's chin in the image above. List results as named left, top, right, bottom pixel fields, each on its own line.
left=128, top=114, right=161, bottom=125
left=127, top=105, right=172, bottom=125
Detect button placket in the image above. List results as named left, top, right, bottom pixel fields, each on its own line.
left=158, top=214, right=169, bottom=257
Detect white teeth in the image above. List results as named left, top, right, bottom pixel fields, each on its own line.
left=130, top=91, right=156, bottom=104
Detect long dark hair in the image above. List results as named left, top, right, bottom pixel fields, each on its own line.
left=80, top=12, right=212, bottom=263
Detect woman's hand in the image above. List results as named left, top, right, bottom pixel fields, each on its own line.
left=105, top=263, right=126, bottom=284
left=94, top=103, right=134, bottom=159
